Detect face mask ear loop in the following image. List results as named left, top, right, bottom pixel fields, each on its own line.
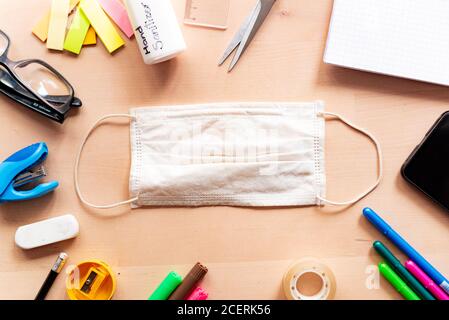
left=317, top=111, right=383, bottom=206
left=74, top=114, right=139, bottom=209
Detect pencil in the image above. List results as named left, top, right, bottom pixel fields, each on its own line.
left=35, top=252, right=68, bottom=300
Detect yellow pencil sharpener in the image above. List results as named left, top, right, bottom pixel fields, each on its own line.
left=66, top=259, right=116, bottom=300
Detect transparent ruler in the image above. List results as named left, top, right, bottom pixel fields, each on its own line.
left=184, top=0, right=230, bottom=30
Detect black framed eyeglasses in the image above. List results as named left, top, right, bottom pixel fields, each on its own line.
left=0, top=29, right=82, bottom=123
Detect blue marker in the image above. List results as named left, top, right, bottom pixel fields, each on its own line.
left=363, top=207, right=449, bottom=295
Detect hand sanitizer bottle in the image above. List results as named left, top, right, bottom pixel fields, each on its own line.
left=124, top=0, right=187, bottom=64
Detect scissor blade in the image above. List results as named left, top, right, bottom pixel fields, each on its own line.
left=228, top=0, right=276, bottom=72
left=218, top=1, right=262, bottom=66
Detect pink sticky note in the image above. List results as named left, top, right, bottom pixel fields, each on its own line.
left=97, top=0, right=134, bottom=38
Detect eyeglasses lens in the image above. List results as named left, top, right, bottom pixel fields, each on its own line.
left=14, top=61, right=71, bottom=106
left=0, top=32, right=9, bottom=56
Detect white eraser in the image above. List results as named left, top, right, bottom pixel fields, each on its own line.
left=15, top=214, right=79, bottom=249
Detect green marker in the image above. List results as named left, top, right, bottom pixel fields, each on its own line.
left=148, top=271, right=183, bottom=300
left=373, top=241, right=434, bottom=300
left=378, top=262, right=421, bottom=300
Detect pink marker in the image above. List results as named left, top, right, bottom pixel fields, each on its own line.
left=405, top=260, right=449, bottom=300
left=186, top=287, right=208, bottom=300
left=97, top=0, right=134, bottom=38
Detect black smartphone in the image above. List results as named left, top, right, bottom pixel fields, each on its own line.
left=402, top=111, right=449, bottom=211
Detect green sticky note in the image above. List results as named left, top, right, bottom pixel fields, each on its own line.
left=64, top=7, right=90, bottom=54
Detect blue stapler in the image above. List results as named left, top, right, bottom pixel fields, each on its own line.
left=0, top=142, right=59, bottom=203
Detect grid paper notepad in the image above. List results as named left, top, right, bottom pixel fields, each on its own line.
left=324, top=0, right=449, bottom=86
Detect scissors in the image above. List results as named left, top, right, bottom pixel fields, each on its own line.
left=218, top=0, right=277, bottom=72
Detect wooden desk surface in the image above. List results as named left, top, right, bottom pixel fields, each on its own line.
left=1, top=0, right=449, bottom=300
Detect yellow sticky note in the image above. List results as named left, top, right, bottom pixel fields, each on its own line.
left=83, top=26, right=97, bottom=45
left=64, top=7, right=90, bottom=54
left=32, top=0, right=79, bottom=42
left=47, top=0, right=70, bottom=50
left=32, top=12, right=51, bottom=42
left=79, top=0, right=124, bottom=53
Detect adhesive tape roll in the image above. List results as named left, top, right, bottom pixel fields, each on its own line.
left=283, top=258, right=336, bottom=300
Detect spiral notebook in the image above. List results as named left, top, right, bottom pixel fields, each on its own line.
left=324, top=0, right=449, bottom=86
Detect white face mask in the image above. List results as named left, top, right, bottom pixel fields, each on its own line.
left=75, top=102, right=382, bottom=209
